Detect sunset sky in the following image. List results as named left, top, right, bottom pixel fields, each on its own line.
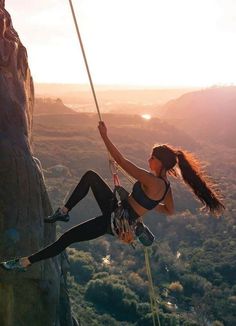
left=6, top=0, right=236, bottom=87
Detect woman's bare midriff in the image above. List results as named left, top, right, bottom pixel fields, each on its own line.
left=128, top=194, right=149, bottom=217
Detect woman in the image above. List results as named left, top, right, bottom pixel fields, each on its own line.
left=1, top=121, right=224, bottom=271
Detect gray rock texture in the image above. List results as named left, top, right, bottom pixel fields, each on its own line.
left=0, top=3, right=75, bottom=325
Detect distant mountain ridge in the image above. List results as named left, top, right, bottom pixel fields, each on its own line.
left=35, top=83, right=196, bottom=106
left=34, top=98, right=76, bottom=115
left=33, top=110, right=198, bottom=176
left=161, top=86, right=236, bottom=147
left=34, top=86, right=236, bottom=149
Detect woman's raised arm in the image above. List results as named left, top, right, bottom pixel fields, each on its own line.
left=98, top=121, right=155, bottom=186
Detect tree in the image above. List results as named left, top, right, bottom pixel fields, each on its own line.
left=85, top=276, right=139, bottom=322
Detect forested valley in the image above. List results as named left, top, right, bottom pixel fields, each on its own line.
left=32, top=87, right=236, bottom=326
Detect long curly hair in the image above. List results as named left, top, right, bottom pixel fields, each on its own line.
left=152, top=145, right=225, bottom=215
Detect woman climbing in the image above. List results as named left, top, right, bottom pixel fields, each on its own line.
left=1, top=121, right=224, bottom=271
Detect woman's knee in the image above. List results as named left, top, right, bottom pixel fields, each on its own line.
left=83, top=170, right=100, bottom=182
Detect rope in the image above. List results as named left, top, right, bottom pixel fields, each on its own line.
left=67, top=2, right=161, bottom=325
left=144, top=248, right=161, bottom=326
left=109, top=159, right=136, bottom=185
left=67, top=0, right=138, bottom=184
left=68, top=0, right=117, bottom=173
left=67, top=0, right=102, bottom=121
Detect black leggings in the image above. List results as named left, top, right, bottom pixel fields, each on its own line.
left=28, top=170, right=117, bottom=264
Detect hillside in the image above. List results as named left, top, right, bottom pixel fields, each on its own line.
left=33, top=110, right=198, bottom=176
left=161, top=86, right=236, bottom=148
left=31, top=97, right=236, bottom=326
left=34, top=98, right=76, bottom=115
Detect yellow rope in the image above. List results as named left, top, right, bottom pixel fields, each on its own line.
left=144, top=248, right=161, bottom=326
left=67, top=2, right=161, bottom=324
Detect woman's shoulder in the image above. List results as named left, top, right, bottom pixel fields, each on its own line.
left=142, top=174, right=168, bottom=194
left=147, top=173, right=169, bottom=185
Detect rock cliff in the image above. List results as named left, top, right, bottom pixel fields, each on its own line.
left=0, top=2, right=76, bottom=325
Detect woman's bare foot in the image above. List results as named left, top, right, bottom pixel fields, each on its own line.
left=0, top=257, right=30, bottom=271
left=20, top=257, right=31, bottom=268
left=61, top=206, right=69, bottom=214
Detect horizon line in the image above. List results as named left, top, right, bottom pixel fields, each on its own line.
left=34, top=82, right=236, bottom=90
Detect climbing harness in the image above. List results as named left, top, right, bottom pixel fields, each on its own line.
left=111, top=185, right=137, bottom=245
left=111, top=204, right=136, bottom=245
left=111, top=185, right=154, bottom=247
left=67, top=1, right=161, bottom=324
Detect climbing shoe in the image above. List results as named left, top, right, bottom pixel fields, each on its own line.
left=0, top=258, right=27, bottom=272
left=44, top=208, right=70, bottom=223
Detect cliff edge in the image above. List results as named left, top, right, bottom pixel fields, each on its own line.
left=0, top=2, right=76, bottom=325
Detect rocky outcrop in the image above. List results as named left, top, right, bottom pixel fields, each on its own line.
left=0, top=3, right=75, bottom=325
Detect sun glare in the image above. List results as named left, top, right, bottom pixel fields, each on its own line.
left=141, top=114, right=151, bottom=120
left=6, top=0, right=236, bottom=87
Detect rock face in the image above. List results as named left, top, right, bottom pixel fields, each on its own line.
left=0, top=3, right=75, bottom=325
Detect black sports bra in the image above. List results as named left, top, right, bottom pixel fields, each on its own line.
left=131, top=176, right=170, bottom=210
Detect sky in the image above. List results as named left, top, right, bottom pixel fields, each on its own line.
left=6, top=0, right=236, bottom=87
